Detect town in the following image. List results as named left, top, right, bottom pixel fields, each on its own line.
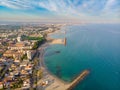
left=0, top=24, right=63, bottom=90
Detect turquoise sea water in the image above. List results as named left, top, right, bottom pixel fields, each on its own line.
left=44, top=24, right=120, bottom=90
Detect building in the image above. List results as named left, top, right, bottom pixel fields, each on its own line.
left=0, top=82, right=3, bottom=89
left=8, top=42, right=32, bottom=50
left=17, top=36, right=22, bottom=42
left=3, top=50, right=23, bottom=59
left=27, top=50, right=36, bottom=60
left=23, top=79, right=30, bottom=89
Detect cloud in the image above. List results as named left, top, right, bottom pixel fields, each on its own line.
left=0, top=0, right=33, bottom=9
left=0, top=0, right=119, bottom=21
left=100, top=0, right=120, bottom=17
left=38, top=0, right=87, bottom=17
left=103, top=0, right=117, bottom=11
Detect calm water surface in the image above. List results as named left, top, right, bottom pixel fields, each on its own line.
left=44, top=24, right=120, bottom=90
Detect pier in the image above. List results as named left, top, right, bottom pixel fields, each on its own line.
left=66, top=70, right=90, bottom=90
left=43, top=69, right=90, bottom=90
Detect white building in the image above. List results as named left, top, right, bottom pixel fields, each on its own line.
left=17, top=36, right=22, bottom=42
left=23, top=79, right=30, bottom=89
left=27, top=50, right=36, bottom=60
left=0, top=82, right=3, bottom=89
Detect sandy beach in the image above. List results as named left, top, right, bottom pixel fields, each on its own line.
left=36, top=30, right=89, bottom=90
left=37, top=42, right=69, bottom=90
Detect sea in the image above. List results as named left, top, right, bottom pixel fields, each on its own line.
left=44, top=24, right=120, bottom=90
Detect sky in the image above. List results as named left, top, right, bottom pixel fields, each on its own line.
left=0, top=0, right=120, bottom=23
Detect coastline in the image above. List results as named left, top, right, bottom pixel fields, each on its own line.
left=37, top=28, right=90, bottom=90
left=42, top=52, right=69, bottom=84
left=38, top=42, right=69, bottom=90
left=39, top=42, right=68, bottom=84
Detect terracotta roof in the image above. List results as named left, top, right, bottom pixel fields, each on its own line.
left=15, top=42, right=25, bottom=47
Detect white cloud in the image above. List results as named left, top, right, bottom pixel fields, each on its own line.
left=39, top=1, right=58, bottom=12
left=38, top=0, right=87, bottom=17
left=0, top=1, right=19, bottom=9
left=104, top=0, right=116, bottom=10
left=0, top=0, right=33, bottom=9
left=0, top=0, right=119, bottom=21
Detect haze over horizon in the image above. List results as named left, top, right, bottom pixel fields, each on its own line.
left=0, top=0, right=120, bottom=23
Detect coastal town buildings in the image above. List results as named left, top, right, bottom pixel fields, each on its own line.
left=0, top=24, right=64, bottom=89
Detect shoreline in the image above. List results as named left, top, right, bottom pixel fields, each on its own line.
left=38, top=42, right=69, bottom=90
left=40, top=42, right=68, bottom=84
left=37, top=28, right=90, bottom=90
left=40, top=28, right=69, bottom=84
